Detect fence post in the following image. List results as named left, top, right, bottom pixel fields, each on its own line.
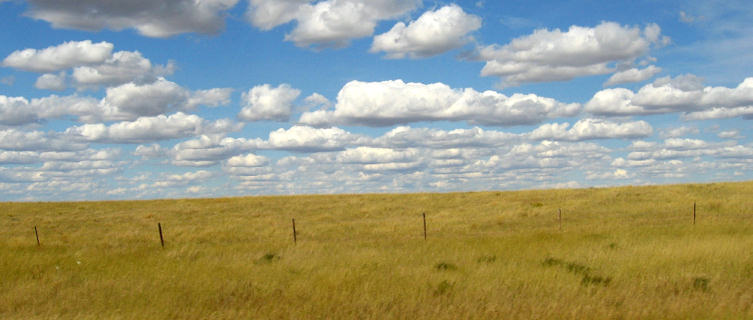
left=422, top=212, right=427, bottom=240
left=693, top=202, right=696, bottom=225
left=158, top=223, right=164, bottom=248
left=34, top=226, right=40, bottom=246
left=559, top=208, right=562, bottom=231
left=292, top=218, right=297, bottom=244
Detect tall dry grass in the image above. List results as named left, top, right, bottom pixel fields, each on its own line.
left=2, top=181, right=753, bottom=319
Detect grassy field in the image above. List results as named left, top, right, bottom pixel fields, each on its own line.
left=2, top=181, right=753, bottom=319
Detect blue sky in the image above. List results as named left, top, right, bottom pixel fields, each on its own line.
left=1, top=0, right=752, bottom=201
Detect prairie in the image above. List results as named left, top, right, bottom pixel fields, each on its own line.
left=2, top=181, right=753, bottom=319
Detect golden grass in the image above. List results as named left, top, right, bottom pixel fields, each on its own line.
left=2, top=181, right=753, bottom=319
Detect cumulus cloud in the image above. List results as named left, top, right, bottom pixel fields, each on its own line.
left=2, top=40, right=113, bottom=72
left=98, top=78, right=231, bottom=121
left=169, top=125, right=369, bottom=167
left=586, top=75, right=753, bottom=118
left=683, top=107, right=753, bottom=120
left=718, top=130, right=742, bottom=139
left=171, top=135, right=261, bottom=167
left=65, top=112, right=241, bottom=144
left=134, top=144, right=167, bottom=159
left=529, top=119, right=653, bottom=141
left=476, top=22, right=668, bottom=86
left=585, top=168, right=632, bottom=180
left=246, top=0, right=421, bottom=48
left=0, top=95, right=40, bottom=126
left=238, top=84, right=300, bottom=121
left=603, top=65, right=661, bottom=86
left=660, top=126, right=699, bottom=138
left=222, top=153, right=271, bottom=177
left=226, top=153, right=269, bottom=167
left=71, top=51, right=176, bottom=88
left=245, top=0, right=308, bottom=30
left=0, top=128, right=88, bottom=152
left=4, top=40, right=177, bottom=89
left=265, top=125, right=368, bottom=151
left=1, top=80, right=231, bottom=126
left=0, top=94, right=100, bottom=126
left=298, top=79, right=579, bottom=127
left=34, top=72, right=67, bottom=91
left=0, top=148, right=123, bottom=191
left=371, top=4, right=481, bottom=58
left=375, top=126, right=519, bottom=148
left=336, top=147, right=422, bottom=172
left=622, top=138, right=753, bottom=163
left=153, top=170, right=213, bottom=188
left=25, top=0, right=239, bottom=38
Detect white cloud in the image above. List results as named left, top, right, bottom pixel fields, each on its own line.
left=1, top=79, right=231, bottom=126
left=626, top=138, right=717, bottom=161
left=679, top=11, right=699, bottom=24
left=5, top=40, right=177, bottom=89
left=660, top=126, right=699, bottom=138
left=186, top=186, right=206, bottom=194
left=298, top=79, right=579, bottom=127
left=586, top=75, right=753, bottom=118
left=65, top=112, right=241, bottom=144
left=0, top=95, right=39, bottom=126
left=1, top=148, right=121, bottom=165
left=239, top=84, right=300, bottom=121
left=222, top=153, right=272, bottom=177
left=71, top=51, right=175, bottom=88
left=189, top=88, right=234, bottom=109
left=34, top=72, right=67, bottom=91
left=718, top=130, right=742, bottom=139
left=0, top=151, right=39, bottom=164
left=101, top=79, right=191, bottom=118
left=134, top=144, right=167, bottom=159
left=303, top=92, right=331, bottom=109
left=0, top=94, right=103, bottom=126
left=153, top=170, right=213, bottom=188
left=371, top=4, right=481, bottom=58
left=226, top=153, right=269, bottom=167
left=585, top=168, right=632, bottom=180
left=336, top=147, right=422, bottom=172
left=168, top=125, right=367, bottom=167
left=265, top=125, right=368, bottom=151
left=0, top=129, right=87, bottom=151
left=375, top=126, right=519, bottom=148
left=603, top=65, right=661, bottom=86
left=529, top=119, right=653, bottom=141
left=25, top=0, right=239, bottom=38
left=0, top=148, right=124, bottom=188
left=97, top=78, right=232, bottom=121
left=247, top=0, right=421, bottom=48
left=2, top=40, right=113, bottom=72
left=170, top=135, right=261, bottom=167
left=683, top=106, right=753, bottom=120
left=477, top=22, right=668, bottom=86
left=245, top=0, right=308, bottom=30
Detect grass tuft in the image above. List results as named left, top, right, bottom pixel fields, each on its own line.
left=435, top=262, right=457, bottom=271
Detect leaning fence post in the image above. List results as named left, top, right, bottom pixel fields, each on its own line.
left=422, top=212, right=427, bottom=240
left=693, top=202, right=696, bottom=225
left=292, top=218, right=297, bottom=244
left=158, top=223, right=164, bottom=248
left=34, top=226, right=40, bottom=246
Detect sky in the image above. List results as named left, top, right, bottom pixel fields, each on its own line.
left=0, top=0, right=752, bottom=201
